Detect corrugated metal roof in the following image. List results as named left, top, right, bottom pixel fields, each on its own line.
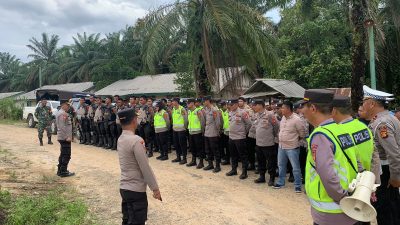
left=17, top=82, right=94, bottom=100
left=243, top=79, right=305, bottom=98
left=0, top=91, right=23, bottom=100
left=95, top=73, right=179, bottom=96
left=241, top=91, right=279, bottom=99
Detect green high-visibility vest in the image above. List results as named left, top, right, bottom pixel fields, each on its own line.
left=154, top=109, right=167, bottom=129
left=222, top=110, right=229, bottom=132
left=188, top=108, right=201, bottom=133
left=305, top=122, right=358, bottom=214
left=339, top=118, right=374, bottom=171
left=172, top=105, right=185, bottom=129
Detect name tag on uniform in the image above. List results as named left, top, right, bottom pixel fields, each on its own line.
left=352, top=129, right=371, bottom=145
left=337, top=134, right=355, bottom=150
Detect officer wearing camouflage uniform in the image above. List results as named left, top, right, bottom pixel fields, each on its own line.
left=34, top=97, right=53, bottom=146
left=362, top=85, right=400, bottom=225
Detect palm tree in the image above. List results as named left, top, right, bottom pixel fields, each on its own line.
left=57, top=33, right=107, bottom=83
left=0, top=52, right=21, bottom=92
left=136, top=0, right=278, bottom=96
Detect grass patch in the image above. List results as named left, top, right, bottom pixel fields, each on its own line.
left=0, top=119, right=19, bottom=125
left=0, top=187, right=96, bottom=225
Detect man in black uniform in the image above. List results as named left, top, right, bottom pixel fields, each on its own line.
left=87, top=95, right=97, bottom=145
left=103, top=96, right=117, bottom=150
left=76, top=97, right=90, bottom=145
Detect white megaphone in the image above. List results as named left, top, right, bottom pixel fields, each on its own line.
left=340, top=171, right=380, bottom=222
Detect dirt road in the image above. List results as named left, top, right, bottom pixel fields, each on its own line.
left=0, top=124, right=312, bottom=225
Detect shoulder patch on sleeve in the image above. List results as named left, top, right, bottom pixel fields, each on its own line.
left=379, top=125, right=388, bottom=139
left=311, top=144, right=318, bottom=161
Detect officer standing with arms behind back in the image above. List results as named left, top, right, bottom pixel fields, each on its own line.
left=362, top=85, right=400, bottom=225
left=301, top=89, right=360, bottom=225
left=35, top=97, right=53, bottom=146
left=56, top=100, right=75, bottom=177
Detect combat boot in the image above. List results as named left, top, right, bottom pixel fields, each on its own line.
left=84, top=133, right=91, bottom=145
left=213, top=161, right=221, bottom=173
left=56, top=165, right=61, bottom=176
left=196, top=159, right=204, bottom=169
left=240, top=168, right=248, bottom=180
left=268, top=176, right=275, bottom=186
left=226, top=168, right=238, bottom=176
left=59, top=170, right=75, bottom=177
left=97, top=136, right=104, bottom=147
left=147, top=150, right=153, bottom=157
left=106, top=137, right=112, bottom=149
left=92, top=133, right=98, bottom=146
left=186, top=157, right=197, bottom=167
left=254, top=173, right=266, bottom=183
left=160, top=154, right=169, bottom=161
left=48, top=137, right=53, bottom=145
left=203, top=160, right=214, bottom=171
left=79, top=133, right=85, bottom=144
left=171, top=156, right=181, bottom=163
left=156, top=154, right=163, bottom=160
left=39, top=138, right=43, bottom=146
left=111, top=138, right=117, bottom=150
left=179, top=157, right=187, bottom=165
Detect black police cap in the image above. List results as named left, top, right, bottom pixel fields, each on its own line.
left=187, top=98, right=195, bottom=103
left=332, top=95, right=351, bottom=108
left=195, top=98, right=202, bottom=103
left=253, top=99, right=264, bottom=105
left=300, top=89, right=335, bottom=104
left=228, top=99, right=238, bottom=104
left=117, top=108, right=137, bottom=123
left=172, top=97, right=180, bottom=102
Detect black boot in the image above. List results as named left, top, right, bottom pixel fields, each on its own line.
left=254, top=173, right=266, bottom=183
left=196, top=159, right=204, bottom=169
left=268, top=175, right=275, bottom=186
left=97, top=136, right=104, bottom=147
left=226, top=168, right=238, bottom=176
left=240, top=168, right=248, bottom=179
left=59, top=170, right=75, bottom=177
left=79, top=133, right=85, bottom=144
left=106, top=137, right=112, bottom=149
left=213, top=161, right=221, bottom=173
left=156, top=154, right=163, bottom=160
left=39, top=138, right=43, bottom=146
left=56, top=165, right=61, bottom=176
left=91, top=133, right=97, bottom=145
left=203, top=160, right=214, bottom=171
left=186, top=157, right=196, bottom=167
left=48, top=137, right=53, bottom=145
left=84, top=133, right=91, bottom=145
left=179, top=157, right=187, bottom=165
left=221, top=159, right=230, bottom=165
left=111, top=138, right=117, bottom=150
left=160, top=154, right=169, bottom=161
left=172, top=156, right=181, bottom=163
left=147, top=150, right=153, bottom=157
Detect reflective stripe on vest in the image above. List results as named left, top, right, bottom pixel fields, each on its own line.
left=305, top=122, right=358, bottom=214
left=154, top=110, right=167, bottom=129
left=188, top=108, right=201, bottom=132
left=172, top=106, right=184, bottom=129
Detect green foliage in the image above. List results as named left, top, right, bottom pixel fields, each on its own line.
left=0, top=98, right=23, bottom=120
left=0, top=189, right=11, bottom=210
left=170, top=51, right=196, bottom=97
left=276, top=2, right=352, bottom=88
left=5, top=188, right=93, bottom=225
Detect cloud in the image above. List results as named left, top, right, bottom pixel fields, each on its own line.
left=0, top=0, right=172, bottom=62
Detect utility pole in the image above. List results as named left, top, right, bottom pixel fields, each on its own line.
left=365, top=19, right=376, bottom=89
left=39, top=66, right=42, bottom=88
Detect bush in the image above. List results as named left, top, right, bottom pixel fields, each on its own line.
left=0, top=98, right=22, bottom=120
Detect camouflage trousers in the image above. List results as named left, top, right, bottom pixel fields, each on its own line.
left=38, top=122, right=52, bottom=139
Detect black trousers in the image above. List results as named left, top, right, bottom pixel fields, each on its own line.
left=78, top=118, right=90, bottom=133
left=97, top=121, right=106, bottom=137
left=229, top=138, right=248, bottom=169
left=373, top=165, right=400, bottom=225
left=58, top=140, right=71, bottom=172
left=155, top=131, right=168, bottom=156
left=256, top=145, right=277, bottom=176
left=219, top=133, right=230, bottom=161
left=205, top=136, right=220, bottom=162
left=120, top=189, right=148, bottom=225
left=246, top=137, right=256, bottom=166
left=173, top=131, right=187, bottom=157
left=189, top=133, right=205, bottom=159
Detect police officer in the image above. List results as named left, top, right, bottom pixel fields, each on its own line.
left=247, top=100, right=257, bottom=171
left=34, top=97, right=53, bottom=146
left=87, top=95, right=97, bottom=145
left=115, top=98, right=126, bottom=141
left=154, top=101, right=170, bottom=161
left=94, top=96, right=106, bottom=148
left=301, top=89, right=359, bottom=225
left=253, top=99, right=279, bottom=186
left=117, top=108, right=162, bottom=225
left=201, top=96, right=222, bottom=173
left=56, top=100, right=75, bottom=177
left=104, top=96, right=117, bottom=150
left=362, top=85, right=400, bottom=225
left=220, top=101, right=230, bottom=165
left=137, top=96, right=152, bottom=155
left=226, top=99, right=252, bottom=179
left=76, top=97, right=90, bottom=145
left=187, top=98, right=205, bottom=168
left=171, top=97, right=188, bottom=164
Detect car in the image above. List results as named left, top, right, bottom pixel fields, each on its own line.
left=23, top=100, right=60, bottom=134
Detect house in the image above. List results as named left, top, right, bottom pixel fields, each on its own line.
left=95, top=73, right=179, bottom=98
left=15, top=82, right=95, bottom=107
left=0, top=91, right=23, bottom=100
left=212, top=67, right=255, bottom=99
left=242, top=79, right=305, bottom=100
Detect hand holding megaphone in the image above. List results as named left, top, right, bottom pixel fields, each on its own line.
left=340, top=171, right=380, bottom=222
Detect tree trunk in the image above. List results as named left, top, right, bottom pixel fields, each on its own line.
left=350, top=0, right=367, bottom=112
left=193, top=54, right=209, bottom=97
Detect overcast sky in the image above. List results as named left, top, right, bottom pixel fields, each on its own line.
left=0, top=0, right=280, bottom=62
